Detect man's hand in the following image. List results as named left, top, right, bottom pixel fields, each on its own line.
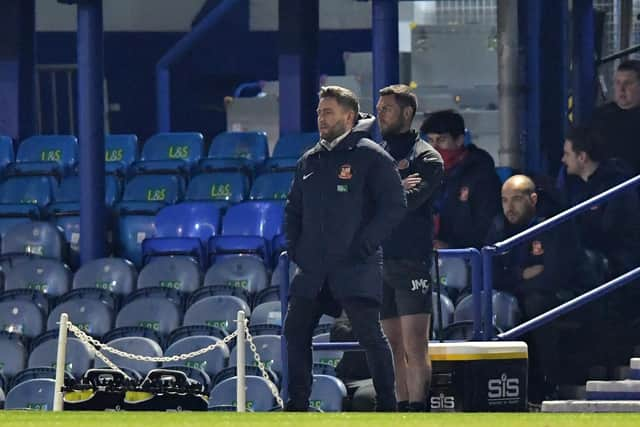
left=433, top=239, right=449, bottom=250
left=522, top=265, right=544, bottom=280
left=402, top=173, right=421, bottom=190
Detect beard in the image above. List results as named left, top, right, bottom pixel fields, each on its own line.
left=380, top=119, right=407, bottom=140
left=321, top=120, right=348, bottom=142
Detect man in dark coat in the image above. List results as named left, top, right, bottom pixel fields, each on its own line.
left=283, top=86, right=406, bottom=411
left=376, top=84, right=443, bottom=412
left=420, top=110, right=501, bottom=249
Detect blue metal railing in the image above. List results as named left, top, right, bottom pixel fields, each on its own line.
left=483, top=174, right=640, bottom=340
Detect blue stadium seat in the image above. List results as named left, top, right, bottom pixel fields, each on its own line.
left=28, top=334, right=94, bottom=379
left=270, top=252, right=296, bottom=288
left=119, top=174, right=184, bottom=211
left=0, top=298, right=44, bottom=339
left=115, top=295, right=182, bottom=338
left=0, top=332, right=27, bottom=382
left=0, top=135, right=15, bottom=173
left=1, top=221, right=65, bottom=261
left=162, top=335, right=229, bottom=380
left=72, top=257, right=137, bottom=299
left=312, top=343, right=343, bottom=372
left=186, top=172, right=248, bottom=203
left=249, top=171, right=294, bottom=200
left=200, top=132, right=269, bottom=174
left=263, top=132, right=318, bottom=172
left=183, top=295, right=250, bottom=334
left=211, top=201, right=285, bottom=266
left=115, top=214, right=155, bottom=268
left=93, top=336, right=162, bottom=377
left=208, top=375, right=275, bottom=411
left=249, top=301, right=282, bottom=329
left=9, top=367, right=74, bottom=392
left=4, top=378, right=55, bottom=410
left=8, top=135, right=77, bottom=177
left=253, top=286, right=279, bottom=308
left=229, top=334, right=281, bottom=375
left=492, top=291, right=522, bottom=332
left=47, top=295, right=114, bottom=337
left=432, top=256, right=469, bottom=302
left=105, top=134, right=139, bottom=175
left=136, top=256, right=202, bottom=294
left=203, top=255, right=268, bottom=295
left=141, top=202, right=223, bottom=267
left=310, top=374, right=347, bottom=412
left=432, top=291, right=455, bottom=333
left=0, top=176, right=55, bottom=237
left=132, top=132, right=203, bottom=176
left=3, top=258, right=71, bottom=298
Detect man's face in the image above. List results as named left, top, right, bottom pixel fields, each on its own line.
left=376, top=94, right=407, bottom=138
left=426, top=132, right=463, bottom=150
left=561, top=140, right=583, bottom=176
left=317, top=97, right=352, bottom=141
left=501, top=186, right=537, bottom=226
left=614, top=70, right=640, bottom=109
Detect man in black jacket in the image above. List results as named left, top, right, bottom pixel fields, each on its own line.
left=420, top=110, right=501, bottom=249
left=376, top=84, right=443, bottom=412
left=284, top=86, right=406, bottom=411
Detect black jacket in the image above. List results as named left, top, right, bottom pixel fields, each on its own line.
left=381, top=130, right=443, bottom=261
left=592, top=103, right=640, bottom=174
left=564, top=158, right=640, bottom=274
left=434, top=144, right=501, bottom=248
left=485, top=216, right=582, bottom=296
left=284, top=114, right=406, bottom=302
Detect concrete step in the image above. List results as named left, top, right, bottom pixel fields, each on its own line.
left=542, top=400, right=640, bottom=412
left=586, top=380, right=640, bottom=400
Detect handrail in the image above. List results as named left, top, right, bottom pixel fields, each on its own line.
left=483, top=173, right=640, bottom=339
left=155, top=0, right=240, bottom=132
left=597, top=44, right=640, bottom=65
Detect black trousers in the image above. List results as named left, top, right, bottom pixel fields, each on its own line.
left=284, top=295, right=396, bottom=411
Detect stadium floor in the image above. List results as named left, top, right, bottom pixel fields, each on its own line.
left=1, top=412, right=640, bottom=427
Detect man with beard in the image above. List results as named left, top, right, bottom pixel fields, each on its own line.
left=283, top=86, right=406, bottom=411
left=376, top=84, right=443, bottom=412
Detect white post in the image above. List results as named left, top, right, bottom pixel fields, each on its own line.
left=53, top=312, right=69, bottom=412
left=236, top=310, right=246, bottom=413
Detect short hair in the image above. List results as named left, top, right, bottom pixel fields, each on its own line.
left=503, top=174, right=536, bottom=196
left=379, top=84, right=418, bottom=120
left=420, top=110, right=465, bottom=139
left=318, top=86, right=359, bottom=117
left=566, top=125, right=606, bottom=162
left=617, top=59, right=640, bottom=81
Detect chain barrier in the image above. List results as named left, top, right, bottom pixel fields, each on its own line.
left=244, top=322, right=284, bottom=408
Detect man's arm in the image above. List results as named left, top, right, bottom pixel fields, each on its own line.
left=405, top=152, right=444, bottom=211
left=284, top=162, right=304, bottom=263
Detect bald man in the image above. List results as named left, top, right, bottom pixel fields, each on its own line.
left=485, top=175, right=583, bottom=403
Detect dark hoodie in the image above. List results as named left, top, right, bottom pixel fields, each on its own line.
left=565, top=158, right=640, bottom=274
left=592, top=102, right=640, bottom=174
left=434, top=144, right=502, bottom=248
left=284, top=114, right=407, bottom=302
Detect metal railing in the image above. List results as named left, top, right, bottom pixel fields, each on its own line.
left=483, top=173, right=640, bottom=340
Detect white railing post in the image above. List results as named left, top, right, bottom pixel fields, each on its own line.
left=236, top=310, right=246, bottom=413
left=53, top=312, right=69, bottom=411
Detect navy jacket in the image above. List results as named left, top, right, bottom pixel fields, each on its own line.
left=284, top=114, right=406, bottom=302
left=381, top=130, right=444, bottom=261
left=434, top=144, right=501, bottom=248
left=592, top=103, right=640, bottom=174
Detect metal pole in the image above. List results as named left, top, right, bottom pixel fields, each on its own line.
left=53, top=312, right=69, bottom=412
left=77, top=0, right=106, bottom=264
left=372, top=0, right=399, bottom=112
left=236, top=310, right=246, bottom=412
left=573, top=0, right=595, bottom=125
left=497, top=0, right=520, bottom=168
left=280, top=253, right=290, bottom=402
left=482, top=246, right=496, bottom=340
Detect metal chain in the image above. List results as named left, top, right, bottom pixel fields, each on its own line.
left=244, top=322, right=284, bottom=409
left=66, top=320, right=238, bottom=363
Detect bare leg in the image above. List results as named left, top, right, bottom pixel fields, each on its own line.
left=381, top=317, right=408, bottom=402
left=400, top=313, right=431, bottom=403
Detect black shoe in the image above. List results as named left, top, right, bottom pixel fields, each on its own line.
left=285, top=400, right=309, bottom=412
left=408, top=401, right=428, bottom=412
left=375, top=397, right=397, bottom=412
left=397, top=401, right=410, bottom=412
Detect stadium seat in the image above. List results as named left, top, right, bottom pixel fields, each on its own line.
left=249, top=171, right=294, bottom=200
left=312, top=344, right=343, bottom=371
left=115, top=294, right=182, bottom=339
left=105, top=134, right=139, bottom=175
left=249, top=301, right=282, bottom=329
left=47, top=294, right=114, bottom=337
left=0, top=176, right=55, bottom=237
left=491, top=291, right=522, bottom=332
left=9, top=367, right=74, bottom=392
left=1, top=221, right=65, bottom=261
left=141, top=202, right=223, bottom=267
left=432, top=291, right=455, bottom=335
left=270, top=252, right=296, bottom=288
left=200, top=131, right=269, bottom=174
left=0, top=332, right=27, bottom=382
left=229, top=334, right=281, bottom=375
left=72, top=257, right=137, bottom=300
left=211, top=201, right=285, bottom=266
left=3, top=258, right=71, bottom=298
left=203, top=255, right=268, bottom=295
left=8, top=135, right=78, bottom=178
left=28, top=334, right=94, bottom=379
left=0, top=298, right=44, bottom=339
left=252, top=286, right=279, bottom=308
left=4, top=378, right=55, bottom=410
left=309, top=374, right=347, bottom=412
left=432, top=256, right=469, bottom=302
left=93, top=336, right=162, bottom=377
left=272, top=132, right=318, bottom=158
left=186, top=172, right=248, bottom=203
left=132, top=132, right=203, bottom=176
left=183, top=295, right=250, bottom=334
left=0, top=135, right=15, bottom=173
left=136, top=256, right=202, bottom=295
left=162, top=335, right=229, bottom=380
left=208, top=375, right=276, bottom=411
